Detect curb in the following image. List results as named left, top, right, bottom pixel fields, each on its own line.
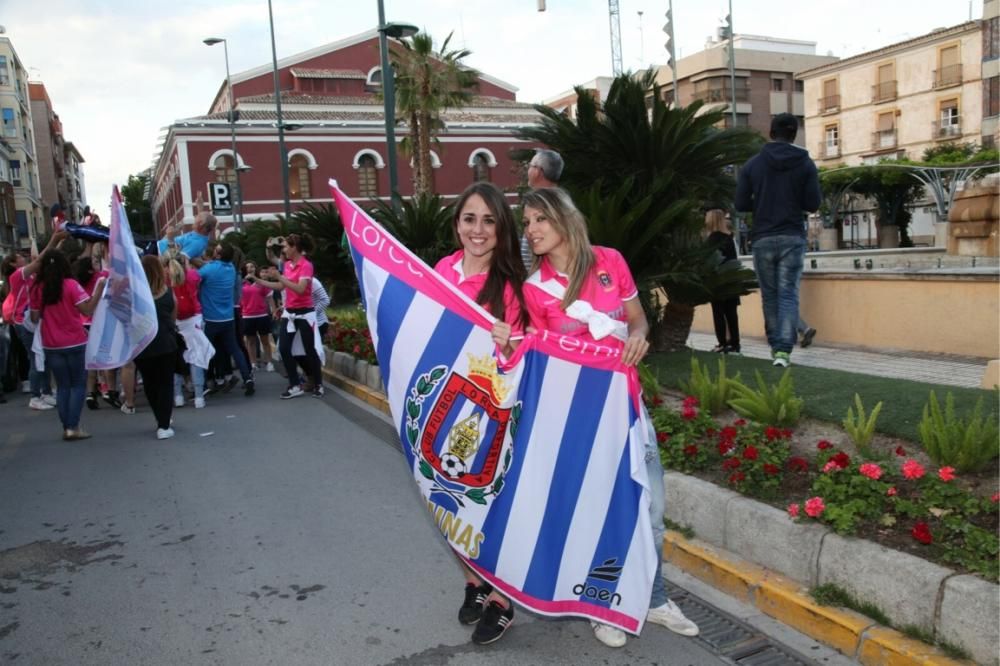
left=320, top=366, right=971, bottom=664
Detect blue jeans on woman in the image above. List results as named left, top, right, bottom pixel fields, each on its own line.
left=644, top=408, right=667, bottom=608
left=14, top=323, right=52, bottom=398
left=46, top=345, right=86, bottom=430
left=750, top=235, right=806, bottom=354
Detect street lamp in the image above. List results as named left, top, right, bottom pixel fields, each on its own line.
left=376, top=1, right=417, bottom=212
left=267, top=0, right=292, bottom=220
left=204, top=37, right=244, bottom=231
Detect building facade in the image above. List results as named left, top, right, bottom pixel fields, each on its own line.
left=150, top=30, right=541, bottom=233
left=983, top=0, right=1000, bottom=147
left=0, top=33, right=43, bottom=250
left=29, top=82, right=87, bottom=223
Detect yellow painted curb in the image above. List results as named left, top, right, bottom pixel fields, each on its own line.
left=662, top=531, right=970, bottom=665
left=322, top=367, right=390, bottom=414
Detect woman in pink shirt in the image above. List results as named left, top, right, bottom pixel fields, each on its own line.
left=431, top=182, right=528, bottom=646
left=520, top=188, right=699, bottom=648
left=29, top=248, right=106, bottom=440
left=240, top=261, right=274, bottom=372
left=74, top=254, right=109, bottom=410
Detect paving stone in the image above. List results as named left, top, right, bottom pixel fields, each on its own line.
left=817, top=533, right=951, bottom=631
left=725, top=497, right=827, bottom=585
left=663, top=471, right=739, bottom=547
left=937, top=574, right=1000, bottom=666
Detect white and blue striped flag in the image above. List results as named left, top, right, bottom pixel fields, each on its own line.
left=331, top=181, right=654, bottom=634
left=85, top=186, right=157, bottom=370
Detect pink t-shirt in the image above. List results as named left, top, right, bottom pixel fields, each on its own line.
left=282, top=257, right=314, bottom=310
left=173, top=268, right=202, bottom=320
left=29, top=278, right=89, bottom=349
left=79, top=269, right=108, bottom=325
left=433, top=250, right=524, bottom=337
left=522, top=246, right=638, bottom=347
left=241, top=282, right=270, bottom=317
left=3, top=267, right=31, bottom=325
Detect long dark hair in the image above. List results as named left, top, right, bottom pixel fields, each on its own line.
left=451, top=182, right=528, bottom=328
left=37, top=249, right=71, bottom=306
left=72, top=256, right=96, bottom=288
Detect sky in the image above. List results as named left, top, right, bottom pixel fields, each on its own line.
left=2, top=0, right=985, bottom=219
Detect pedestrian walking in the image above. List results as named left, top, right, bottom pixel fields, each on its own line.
left=198, top=243, right=255, bottom=396
left=134, top=255, right=179, bottom=440
left=241, top=261, right=274, bottom=372
left=704, top=209, right=741, bottom=354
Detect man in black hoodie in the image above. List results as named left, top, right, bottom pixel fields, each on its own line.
left=735, top=113, right=821, bottom=367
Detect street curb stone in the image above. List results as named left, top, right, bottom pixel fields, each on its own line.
left=663, top=471, right=737, bottom=546
left=937, top=575, right=1000, bottom=665
left=725, top=497, right=826, bottom=586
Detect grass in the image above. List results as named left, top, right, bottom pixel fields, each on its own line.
left=663, top=517, right=695, bottom=540
left=646, top=349, right=995, bottom=443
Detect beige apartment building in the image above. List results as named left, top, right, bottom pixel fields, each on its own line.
left=800, top=21, right=984, bottom=167
left=0, top=31, right=42, bottom=249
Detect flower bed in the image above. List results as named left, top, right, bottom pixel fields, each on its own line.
left=328, top=307, right=377, bottom=366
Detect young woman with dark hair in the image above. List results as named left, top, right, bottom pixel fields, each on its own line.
left=240, top=260, right=274, bottom=372
left=431, top=181, right=528, bottom=645
left=135, top=254, right=179, bottom=439
left=28, top=246, right=106, bottom=440
left=73, top=254, right=110, bottom=409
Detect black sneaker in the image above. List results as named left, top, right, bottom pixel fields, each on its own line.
left=800, top=327, right=817, bottom=348
left=203, top=382, right=220, bottom=397
left=244, top=379, right=255, bottom=396
left=102, top=390, right=122, bottom=409
left=221, top=376, right=239, bottom=393
left=458, top=583, right=491, bottom=625
left=86, top=391, right=100, bottom=410
left=471, top=600, right=514, bottom=645
left=312, top=386, right=325, bottom=398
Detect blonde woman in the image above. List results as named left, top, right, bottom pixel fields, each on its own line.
left=703, top=209, right=741, bottom=354
left=167, top=252, right=213, bottom=409
left=134, top=255, right=179, bottom=439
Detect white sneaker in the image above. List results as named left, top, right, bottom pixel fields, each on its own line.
left=265, top=362, right=274, bottom=372
left=41, top=393, right=57, bottom=407
left=174, top=394, right=185, bottom=408
left=21, top=380, right=31, bottom=394
left=280, top=385, right=305, bottom=399
left=591, top=622, right=627, bottom=648
left=647, top=599, right=700, bottom=636
left=29, top=397, right=54, bottom=410
left=194, top=397, right=206, bottom=409
left=156, top=427, right=175, bottom=440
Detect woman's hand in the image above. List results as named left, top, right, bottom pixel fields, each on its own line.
left=620, top=332, right=649, bottom=367
left=491, top=321, right=512, bottom=349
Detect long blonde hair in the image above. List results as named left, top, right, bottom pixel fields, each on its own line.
left=522, top=187, right=594, bottom=308
left=703, top=209, right=731, bottom=235
left=160, top=249, right=186, bottom=286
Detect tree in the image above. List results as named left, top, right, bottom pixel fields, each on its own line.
left=370, top=193, right=454, bottom=267
left=392, top=32, right=479, bottom=195
left=517, top=70, right=761, bottom=350
left=120, top=172, right=154, bottom=238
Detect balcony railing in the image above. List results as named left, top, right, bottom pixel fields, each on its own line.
left=818, top=95, right=840, bottom=113
left=691, top=87, right=750, bottom=104
left=871, top=129, right=898, bottom=151
left=932, top=120, right=962, bottom=139
left=822, top=143, right=841, bottom=159
left=872, top=80, right=897, bottom=103
left=933, top=64, right=963, bottom=89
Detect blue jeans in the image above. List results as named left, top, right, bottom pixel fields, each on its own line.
left=203, top=319, right=252, bottom=383
left=46, top=345, right=86, bottom=429
left=751, top=235, right=806, bottom=354
left=644, top=406, right=667, bottom=608
left=14, top=323, right=52, bottom=397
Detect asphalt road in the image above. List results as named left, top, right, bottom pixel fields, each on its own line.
left=0, top=370, right=732, bottom=665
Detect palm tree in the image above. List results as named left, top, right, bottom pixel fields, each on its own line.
left=518, top=70, right=761, bottom=350
left=392, top=32, right=479, bottom=195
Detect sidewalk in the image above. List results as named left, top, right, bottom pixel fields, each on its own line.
left=686, top=331, right=989, bottom=389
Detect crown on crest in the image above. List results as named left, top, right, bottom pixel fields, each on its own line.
left=467, top=354, right=509, bottom=403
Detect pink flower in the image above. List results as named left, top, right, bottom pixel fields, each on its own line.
left=742, top=446, right=759, bottom=461
left=859, top=463, right=883, bottom=480
left=817, top=440, right=833, bottom=450
left=822, top=460, right=840, bottom=474
left=992, top=492, right=1000, bottom=503
left=352, top=344, right=361, bottom=354
left=887, top=487, right=898, bottom=497
left=937, top=467, right=956, bottom=482
left=901, top=459, right=926, bottom=480
left=787, top=503, right=800, bottom=518
left=911, top=522, right=933, bottom=545
left=804, top=497, right=826, bottom=518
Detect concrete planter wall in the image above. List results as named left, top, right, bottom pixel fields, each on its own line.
left=323, top=347, right=383, bottom=392
left=664, top=471, right=999, bottom=665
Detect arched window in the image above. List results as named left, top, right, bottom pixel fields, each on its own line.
left=472, top=152, right=490, bottom=182
left=213, top=154, right=236, bottom=186
left=358, top=155, right=378, bottom=198
left=289, top=154, right=311, bottom=199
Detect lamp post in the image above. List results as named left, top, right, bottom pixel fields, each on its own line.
left=267, top=0, right=292, bottom=220
left=376, top=1, right=417, bottom=213
left=203, top=37, right=243, bottom=231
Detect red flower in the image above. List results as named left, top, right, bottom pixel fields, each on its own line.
left=763, top=463, right=780, bottom=475
left=895, top=445, right=906, bottom=456
left=992, top=492, right=1000, bottom=503
left=682, top=395, right=699, bottom=408
left=765, top=426, right=781, bottom=441
left=721, top=457, right=741, bottom=470
left=742, top=446, right=759, bottom=461
left=831, top=452, right=851, bottom=469
left=681, top=406, right=697, bottom=421
left=911, top=522, right=933, bottom=545
left=817, top=440, right=833, bottom=450
left=787, top=457, right=809, bottom=472
left=719, top=426, right=738, bottom=441
left=683, top=445, right=698, bottom=457
left=728, top=471, right=746, bottom=484
left=787, top=503, right=800, bottom=518
left=652, top=395, right=664, bottom=406
left=781, top=428, right=793, bottom=439
left=902, top=459, right=926, bottom=480
left=733, top=419, right=747, bottom=426
left=352, top=345, right=361, bottom=354
left=887, top=487, right=898, bottom=497
left=804, top=497, right=826, bottom=518
left=656, top=432, right=669, bottom=444
left=717, top=441, right=734, bottom=456
left=937, top=467, right=956, bottom=482
left=706, top=428, right=717, bottom=437
left=859, top=463, right=883, bottom=480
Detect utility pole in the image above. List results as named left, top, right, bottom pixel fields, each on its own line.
left=725, top=2, right=737, bottom=127
left=608, top=0, right=623, bottom=75
left=663, top=0, right=678, bottom=105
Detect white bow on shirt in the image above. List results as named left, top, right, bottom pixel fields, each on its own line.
left=565, top=300, right=629, bottom=342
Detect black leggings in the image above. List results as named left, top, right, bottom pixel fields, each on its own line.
left=279, top=311, right=322, bottom=389
left=710, top=299, right=740, bottom=349
left=135, top=352, right=175, bottom=429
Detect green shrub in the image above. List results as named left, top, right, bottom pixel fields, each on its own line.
left=678, top=357, right=742, bottom=415
left=842, top=394, right=883, bottom=458
left=918, top=392, right=999, bottom=473
left=727, top=369, right=803, bottom=427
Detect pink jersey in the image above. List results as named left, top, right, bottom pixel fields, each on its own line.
left=29, top=279, right=89, bottom=349
left=433, top=250, right=524, bottom=336
left=3, top=267, right=31, bottom=325
left=522, top=246, right=638, bottom=347
left=79, top=269, right=108, bottom=325
left=282, top=257, right=314, bottom=310
left=241, top=282, right=270, bottom=317
left=173, top=268, right=202, bottom=320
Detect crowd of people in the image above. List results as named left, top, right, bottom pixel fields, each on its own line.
left=0, top=204, right=330, bottom=441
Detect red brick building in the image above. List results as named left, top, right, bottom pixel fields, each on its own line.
left=151, top=30, right=541, bottom=233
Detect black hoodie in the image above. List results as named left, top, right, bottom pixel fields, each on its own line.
left=735, top=141, right=821, bottom=242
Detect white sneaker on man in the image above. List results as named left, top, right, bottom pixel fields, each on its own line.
left=156, top=427, right=175, bottom=440
left=591, top=622, right=627, bottom=648
left=174, top=394, right=185, bottom=408
left=41, top=393, right=57, bottom=407
left=29, top=397, right=54, bottom=411
left=21, top=380, right=31, bottom=394
left=265, top=362, right=274, bottom=372
left=194, top=397, right=206, bottom=409
left=647, top=599, right=699, bottom=636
